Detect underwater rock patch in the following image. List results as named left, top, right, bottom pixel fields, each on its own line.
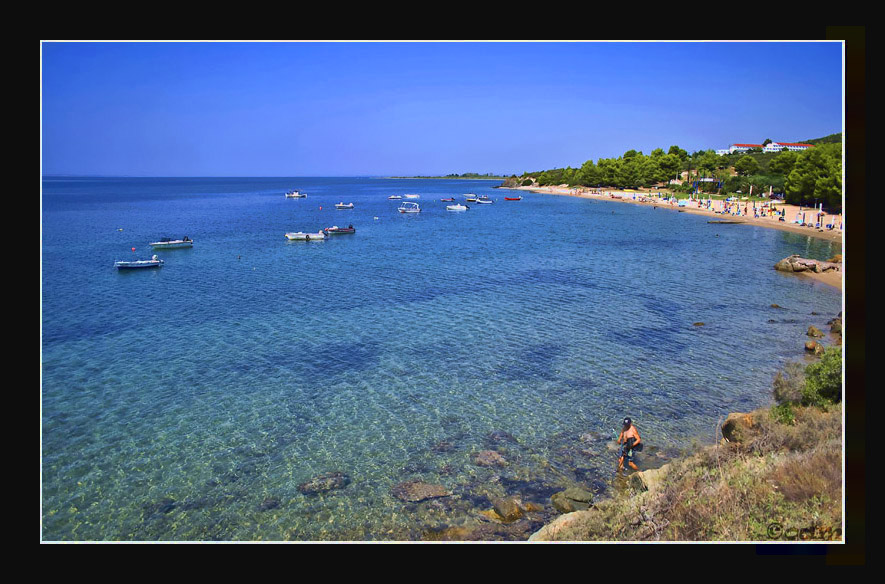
left=471, top=450, right=508, bottom=467
left=257, top=497, right=281, bottom=512
left=142, top=497, right=176, bottom=519
left=390, top=480, right=452, bottom=503
left=297, top=471, right=351, bottom=495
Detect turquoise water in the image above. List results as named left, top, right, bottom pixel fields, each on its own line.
left=41, top=177, right=842, bottom=540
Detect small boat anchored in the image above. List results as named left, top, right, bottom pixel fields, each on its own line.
left=446, top=203, right=469, bottom=211
left=335, top=202, right=355, bottom=209
left=115, top=255, right=164, bottom=269
left=285, top=231, right=327, bottom=241
left=323, top=224, right=356, bottom=235
left=388, top=195, right=403, bottom=200
left=464, top=194, right=478, bottom=202
left=398, top=202, right=421, bottom=213
left=285, top=190, right=307, bottom=198
left=403, top=194, right=420, bottom=199
left=149, top=236, right=193, bottom=249
left=504, top=196, right=522, bottom=201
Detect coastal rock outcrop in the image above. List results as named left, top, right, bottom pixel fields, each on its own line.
left=774, top=255, right=841, bottom=274
left=628, top=464, right=670, bottom=494
left=720, top=412, right=758, bottom=444
left=550, top=486, right=595, bottom=513
left=807, top=325, right=824, bottom=338
left=805, top=340, right=826, bottom=355
left=528, top=508, right=598, bottom=541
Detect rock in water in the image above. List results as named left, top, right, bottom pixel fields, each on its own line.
left=390, top=480, right=451, bottom=502
left=257, top=497, right=281, bottom=512
left=471, top=450, right=508, bottom=467
left=551, top=487, right=594, bottom=513
left=297, top=472, right=351, bottom=495
left=492, top=497, right=524, bottom=522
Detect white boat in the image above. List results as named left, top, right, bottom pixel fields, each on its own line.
left=403, top=194, right=420, bottom=199
left=285, top=190, right=306, bottom=198
left=398, top=202, right=421, bottom=213
left=284, top=231, right=327, bottom=241
left=474, top=197, right=494, bottom=204
left=115, top=255, right=164, bottom=269
left=335, top=202, right=354, bottom=209
left=446, top=203, right=469, bottom=211
left=464, top=194, right=478, bottom=202
left=149, top=236, right=193, bottom=249
left=388, top=195, right=403, bottom=200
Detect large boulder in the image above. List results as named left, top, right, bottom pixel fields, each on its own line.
left=805, top=340, right=826, bottom=355
left=721, top=412, right=757, bottom=444
left=775, top=255, right=841, bottom=274
left=628, top=464, right=670, bottom=493
left=529, top=509, right=598, bottom=541
left=551, top=486, right=594, bottom=513
left=492, top=497, right=524, bottom=522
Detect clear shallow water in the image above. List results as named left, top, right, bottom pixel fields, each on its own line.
left=41, top=177, right=842, bottom=540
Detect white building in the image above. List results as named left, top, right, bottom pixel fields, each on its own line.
left=717, top=142, right=814, bottom=155
left=762, top=142, right=815, bottom=153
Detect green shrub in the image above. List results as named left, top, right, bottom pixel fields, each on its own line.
left=770, top=402, right=796, bottom=425
left=802, top=346, right=843, bottom=406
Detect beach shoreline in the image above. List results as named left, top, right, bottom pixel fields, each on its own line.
left=506, top=185, right=844, bottom=291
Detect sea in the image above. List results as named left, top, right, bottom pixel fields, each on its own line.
left=41, top=177, right=843, bottom=541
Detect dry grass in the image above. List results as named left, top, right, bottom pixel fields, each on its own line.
left=562, top=404, right=843, bottom=541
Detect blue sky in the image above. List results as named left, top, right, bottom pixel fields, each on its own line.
left=41, top=41, right=843, bottom=177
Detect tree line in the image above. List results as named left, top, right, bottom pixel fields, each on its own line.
left=515, top=136, right=842, bottom=212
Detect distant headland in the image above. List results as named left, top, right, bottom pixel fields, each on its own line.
left=387, top=173, right=508, bottom=179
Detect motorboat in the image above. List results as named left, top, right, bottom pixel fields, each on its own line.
left=446, top=204, right=469, bottom=211
left=464, top=194, right=478, bottom=202
left=504, top=196, right=522, bottom=201
left=115, top=255, right=164, bottom=269
left=285, top=190, right=307, bottom=198
left=398, top=202, right=421, bottom=213
left=403, top=194, right=420, bottom=199
left=284, top=231, right=327, bottom=241
left=335, top=202, right=354, bottom=209
left=323, top=224, right=356, bottom=235
left=474, top=197, right=494, bottom=204
left=149, top=236, right=193, bottom=249
left=388, top=195, right=403, bottom=200
left=440, top=198, right=455, bottom=202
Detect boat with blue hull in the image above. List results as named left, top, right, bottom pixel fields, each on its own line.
left=115, top=255, right=164, bottom=269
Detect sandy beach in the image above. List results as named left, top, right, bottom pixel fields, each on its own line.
left=508, top=185, right=844, bottom=291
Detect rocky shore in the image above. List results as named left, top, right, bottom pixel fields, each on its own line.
left=775, top=254, right=843, bottom=290
left=527, top=310, right=843, bottom=542
left=270, top=307, right=843, bottom=542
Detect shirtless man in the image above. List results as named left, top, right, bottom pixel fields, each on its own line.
left=617, top=417, right=641, bottom=471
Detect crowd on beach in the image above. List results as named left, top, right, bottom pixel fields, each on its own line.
left=515, top=185, right=844, bottom=243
